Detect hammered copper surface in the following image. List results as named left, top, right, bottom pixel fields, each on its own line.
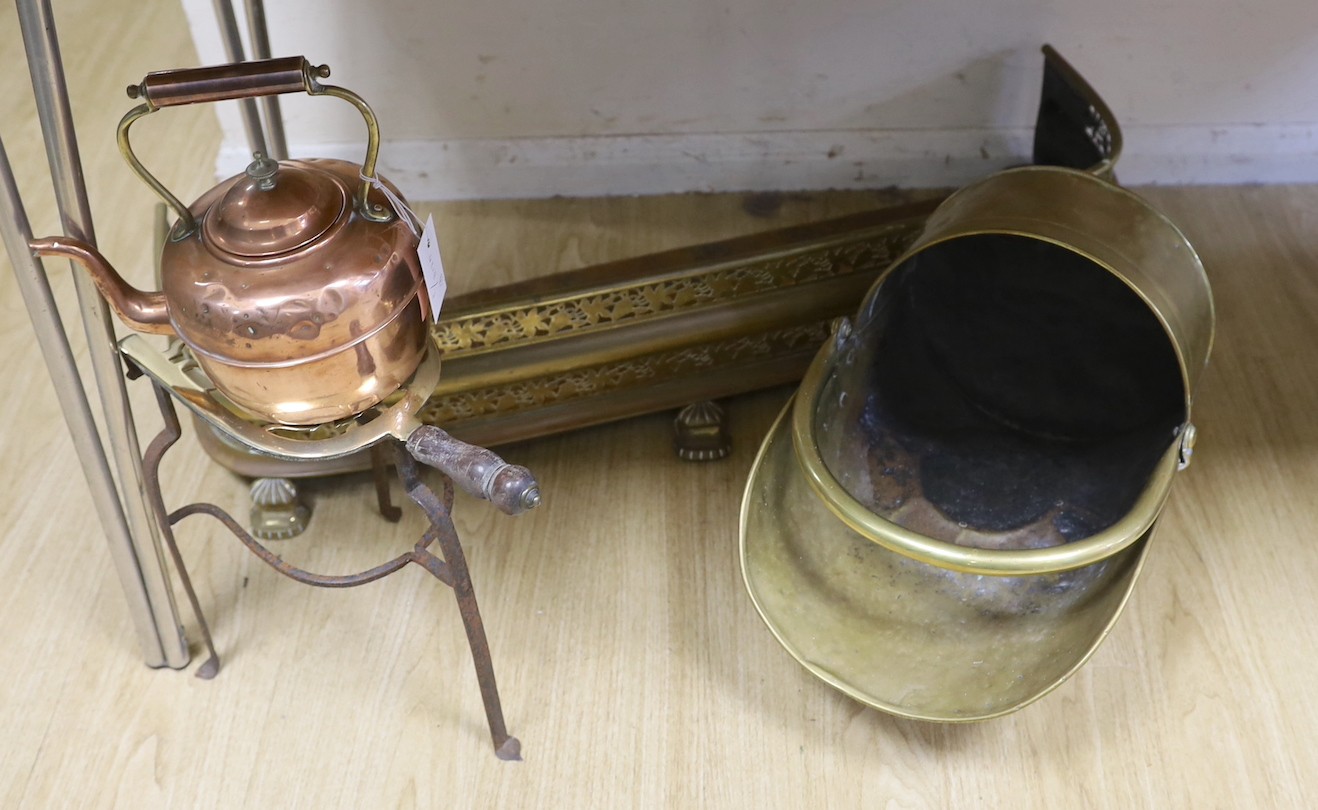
left=32, top=159, right=428, bottom=424
left=26, top=57, right=426, bottom=425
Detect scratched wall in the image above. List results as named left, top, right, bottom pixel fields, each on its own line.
left=182, top=0, right=1318, bottom=198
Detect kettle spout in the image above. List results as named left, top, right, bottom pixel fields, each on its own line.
left=30, top=235, right=173, bottom=336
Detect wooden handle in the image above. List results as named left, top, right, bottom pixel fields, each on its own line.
left=405, top=426, right=542, bottom=516
left=128, top=56, right=325, bottom=108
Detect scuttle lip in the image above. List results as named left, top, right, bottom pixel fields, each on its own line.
left=740, top=400, right=1157, bottom=722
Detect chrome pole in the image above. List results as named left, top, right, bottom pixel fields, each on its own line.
left=16, top=0, right=189, bottom=668
left=0, top=134, right=168, bottom=667
left=212, top=0, right=270, bottom=156
left=243, top=0, right=288, bottom=159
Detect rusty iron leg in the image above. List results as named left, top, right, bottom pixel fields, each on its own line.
left=395, top=446, right=522, bottom=761
left=143, top=385, right=221, bottom=679
left=163, top=478, right=520, bottom=761
left=370, top=443, right=402, bottom=522
left=134, top=375, right=521, bottom=758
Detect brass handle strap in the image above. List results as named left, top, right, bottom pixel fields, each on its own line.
left=117, top=56, right=386, bottom=236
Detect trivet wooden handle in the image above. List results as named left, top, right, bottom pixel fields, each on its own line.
left=405, top=426, right=541, bottom=516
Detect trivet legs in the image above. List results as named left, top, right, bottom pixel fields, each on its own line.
left=143, top=385, right=221, bottom=678
left=370, top=443, right=402, bottom=523
left=395, top=446, right=522, bottom=761
left=139, top=382, right=523, bottom=758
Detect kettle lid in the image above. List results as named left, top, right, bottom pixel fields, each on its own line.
left=202, top=153, right=346, bottom=258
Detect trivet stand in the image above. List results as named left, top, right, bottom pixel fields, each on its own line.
left=124, top=337, right=538, bottom=761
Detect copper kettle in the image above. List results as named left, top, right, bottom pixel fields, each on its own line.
left=31, top=57, right=430, bottom=426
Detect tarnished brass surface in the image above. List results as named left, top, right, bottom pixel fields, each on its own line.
left=674, top=401, right=732, bottom=461
left=423, top=203, right=934, bottom=447
left=891, top=168, right=1214, bottom=396
left=248, top=478, right=310, bottom=540
left=793, top=168, right=1213, bottom=576
left=740, top=166, right=1215, bottom=720
left=742, top=403, right=1153, bottom=722
left=794, top=328, right=1181, bottom=576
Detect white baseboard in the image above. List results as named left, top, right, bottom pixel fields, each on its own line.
left=1116, top=123, right=1318, bottom=185
left=215, top=123, right=1318, bottom=200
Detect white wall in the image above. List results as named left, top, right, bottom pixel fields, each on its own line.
left=183, top=0, right=1318, bottom=199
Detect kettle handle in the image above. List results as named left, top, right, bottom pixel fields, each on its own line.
left=118, top=56, right=390, bottom=237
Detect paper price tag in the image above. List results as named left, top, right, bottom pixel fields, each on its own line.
left=417, top=214, right=447, bottom=322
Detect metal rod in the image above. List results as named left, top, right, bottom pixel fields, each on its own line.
left=242, top=0, right=288, bottom=159
left=211, top=0, right=269, bottom=156
left=113, top=376, right=520, bottom=757
left=396, top=447, right=523, bottom=761
left=152, top=203, right=167, bottom=286
left=0, top=134, right=166, bottom=666
left=171, top=502, right=416, bottom=588
left=143, top=386, right=220, bottom=679
left=370, top=444, right=403, bottom=522
left=16, top=0, right=189, bottom=668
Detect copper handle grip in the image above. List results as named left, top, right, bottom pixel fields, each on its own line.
left=405, top=426, right=542, bottom=516
left=128, top=56, right=325, bottom=108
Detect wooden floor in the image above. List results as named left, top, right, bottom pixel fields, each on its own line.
left=3, top=4, right=1317, bottom=808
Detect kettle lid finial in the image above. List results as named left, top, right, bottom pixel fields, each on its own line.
left=204, top=160, right=347, bottom=258
left=245, top=152, right=279, bottom=191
